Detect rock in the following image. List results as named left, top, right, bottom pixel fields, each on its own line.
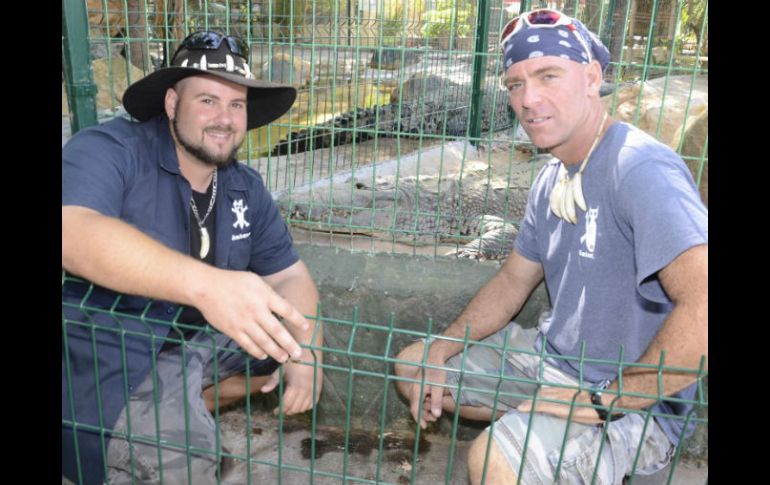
left=62, top=56, right=146, bottom=115
left=671, top=109, right=708, bottom=206
left=89, top=41, right=123, bottom=60
left=513, top=123, right=534, bottom=153
left=603, top=75, right=708, bottom=207
left=369, top=49, right=420, bottom=70
left=603, top=75, right=708, bottom=147
left=258, top=53, right=312, bottom=88
left=93, top=57, right=146, bottom=108
left=623, top=45, right=670, bottom=65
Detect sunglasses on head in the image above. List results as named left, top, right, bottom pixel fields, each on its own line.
left=499, top=8, right=592, bottom=61
left=176, top=31, right=249, bottom=59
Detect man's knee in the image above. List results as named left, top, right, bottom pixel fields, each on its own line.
left=468, top=431, right=517, bottom=485
left=393, top=341, right=427, bottom=397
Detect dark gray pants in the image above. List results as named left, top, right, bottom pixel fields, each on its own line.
left=105, top=331, right=279, bottom=484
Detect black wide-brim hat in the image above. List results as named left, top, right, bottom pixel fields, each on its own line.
left=123, top=34, right=297, bottom=130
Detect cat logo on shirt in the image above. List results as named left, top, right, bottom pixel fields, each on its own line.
left=231, top=199, right=252, bottom=241
left=579, top=207, right=598, bottom=259
left=232, top=199, right=250, bottom=230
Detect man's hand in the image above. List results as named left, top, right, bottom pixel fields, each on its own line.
left=195, top=269, right=309, bottom=363
left=261, top=359, right=323, bottom=415
left=62, top=207, right=310, bottom=364
left=407, top=349, right=449, bottom=429
left=517, top=385, right=608, bottom=425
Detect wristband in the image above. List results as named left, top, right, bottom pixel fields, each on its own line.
left=590, top=379, right=626, bottom=422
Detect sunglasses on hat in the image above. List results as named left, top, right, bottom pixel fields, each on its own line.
left=499, top=8, right=593, bottom=62
left=174, top=31, right=249, bottom=61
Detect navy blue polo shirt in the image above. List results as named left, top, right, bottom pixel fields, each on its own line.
left=61, top=116, right=299, bottom=484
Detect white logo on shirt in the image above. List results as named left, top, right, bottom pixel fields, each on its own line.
left=579, top=207, right=598, bottom=259
left=231, top=199, right=250, bottom=230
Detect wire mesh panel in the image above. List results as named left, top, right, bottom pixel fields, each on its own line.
left=63, top=0, right=707, bottom=256
left=62, top=276, right=708, bottom=484
left=62, top=4, right=708, bottom=483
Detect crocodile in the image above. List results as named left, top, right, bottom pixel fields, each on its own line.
left=271, top=90, right=514, bottom=156
left=447, top=215, right=519, bottom=261
left=280, top=153, right=553, bottom=259
left=269, top=80, right=622, bottom=157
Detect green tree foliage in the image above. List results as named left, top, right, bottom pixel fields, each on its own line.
left=422, top=0, right=472, bottom=39
left=679, top=0, right=707, bottom=53
left=378, top=0, right=428, bottom=45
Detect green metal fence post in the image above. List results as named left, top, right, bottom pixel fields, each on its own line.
left=602, top=0, right=617, bottom=48
left=468, top=0, right=491, bottom=145
left=62, top=0, right=98, bottom=135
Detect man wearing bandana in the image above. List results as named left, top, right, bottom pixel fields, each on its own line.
left=395, top=9, right=707, bottom=484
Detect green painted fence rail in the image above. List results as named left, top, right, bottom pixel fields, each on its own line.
left=63, top=274, right=708, bottom=484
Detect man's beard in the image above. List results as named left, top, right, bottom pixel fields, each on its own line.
left=172, top=116, right=242, bottom=168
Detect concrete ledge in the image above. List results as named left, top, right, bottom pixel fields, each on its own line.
left=295, top=244, right=707, bottom=461
left=297, top=244, right=549, bottom=332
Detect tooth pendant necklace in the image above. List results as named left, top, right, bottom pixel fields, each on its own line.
left=549, top=111, right=608, bottom=224
left=190, top=169, right=218, bottom=259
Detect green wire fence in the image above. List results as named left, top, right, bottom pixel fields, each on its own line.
left=62, top=0, right=708, bottom=257
left=63, top=274, right=708, bottom=484
left=62, top=2, right=708, bottom=482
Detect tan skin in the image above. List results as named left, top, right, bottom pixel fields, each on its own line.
left=63, top=74, right=323, bottom=416
left=394, top=251, right=544, bottom=428
left=395, top=57, right=708, bottom=485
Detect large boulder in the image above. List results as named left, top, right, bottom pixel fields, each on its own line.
left=62, top=56, right=146, bottom=115
left=671, top=109, right=708, bottom=206
left=93, top=57, right=146, bottom=109
left=603, top=75, right=708, bottom=147
left=603, top=75, right=708, bottom=207
left=623, top=45, right=670, bottom=65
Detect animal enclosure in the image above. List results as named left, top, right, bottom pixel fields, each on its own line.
left=62, top=1, right=709, bottom=483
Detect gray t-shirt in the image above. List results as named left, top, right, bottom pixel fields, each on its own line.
left=514, top=122, right=707, bottom=445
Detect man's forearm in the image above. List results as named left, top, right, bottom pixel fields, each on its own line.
left=429, top=275, right=520, bottom=360
left=430, top=251, right=544, bottom=361
left=265, top=262, right=323, bottom=355
left=62, top=206, right=213, bottom=306
left=609, top=296, right=708, bottom=410
left=608, top=245, right=708, bottom=410
left=63, top=205, right=310, bottom=362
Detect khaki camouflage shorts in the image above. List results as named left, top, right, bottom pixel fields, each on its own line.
left=443, top=322, right=673, bottom=484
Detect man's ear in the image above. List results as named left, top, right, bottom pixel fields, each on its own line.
left=164, top=87, right=178, bottom=120
left=585, top=60, right=603, bottom=97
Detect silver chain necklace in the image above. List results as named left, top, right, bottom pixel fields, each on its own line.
left=190, top=168, right=218, bottom=259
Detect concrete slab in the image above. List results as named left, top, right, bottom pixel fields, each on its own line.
left=210, top=407, right=708, bottom=485
left=62, top=398, right=708, bottom=485
left=217, top=409, right=472, bottom=485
